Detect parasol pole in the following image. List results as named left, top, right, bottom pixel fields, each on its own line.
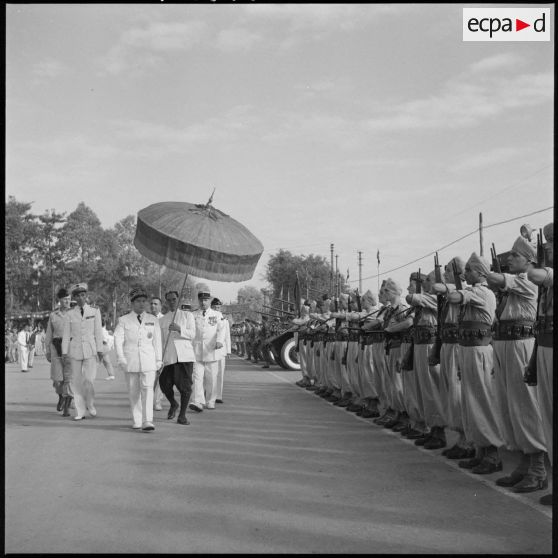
left=155, top=271, right=190, bottom=389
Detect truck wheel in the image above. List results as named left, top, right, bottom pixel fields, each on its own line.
left=280, top=338, right=300, bottom=371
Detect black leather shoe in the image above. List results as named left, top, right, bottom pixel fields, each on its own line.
left=305, top=385, right=318, bottom=391
left=346, top=403, right=362, bottom=412
left=445, top=446, right=475, bottom=460
left=405, top=429, right=425, bottom=440
left=424, top=436, right=447, bottom=450
left=383, top=418, right=399, bottom=429
left=513, top=475, right=548, bottom=493
left=56, top=394, right=64, bottom=412
left=391, top=421, right=408, bottom=432
left=361, top=408, right=380, bottom=419
left=459, top=457, right=482, bottom=469
left=334, top=398, right=350, bottom=407
left=177, top=416, right=190, bottom=425
left=495, top=472, right=525, bottom=487
left=414, top=434, right=431, bottom=446
left=539, top=493, right=552, bottom=505
left=355, top=409, right=364, bottom=416
left=472, top=460, right=503, bottom=474
left=167, top=403, right=179, bottom=420
left=189, top=404, right=203, bottom=413
left=215, top=399, right=223, bottom=404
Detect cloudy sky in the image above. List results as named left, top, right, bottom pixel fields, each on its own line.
left=6, top=3, right=554, bottom=303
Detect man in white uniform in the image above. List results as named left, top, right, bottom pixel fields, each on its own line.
left=211, top=298, right=231, bottom=404
left=17, top=324, right=31, bottom=373
left=190, top=289, right=225, bottom=411
left=114, top=288, right=162, bottom=431
left=61, top=283, right=104, bottom=421
left=158, top=290, right=196, bottom=425
left=149, top=296, right=165, bottom=411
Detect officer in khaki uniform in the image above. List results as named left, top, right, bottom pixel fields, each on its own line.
left=61, top=283, right=104, bottom=420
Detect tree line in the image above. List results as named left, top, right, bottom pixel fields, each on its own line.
left=5, top=196, right=344, bottom=326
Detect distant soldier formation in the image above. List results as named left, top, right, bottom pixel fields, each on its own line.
left=273, top=224, right=552, bottom=506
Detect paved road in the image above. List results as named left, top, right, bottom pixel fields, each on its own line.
left=5, top=354, right=552, bottom=554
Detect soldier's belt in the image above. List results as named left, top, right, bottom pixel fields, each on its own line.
left=492, top=319, right=535, bottom=341
left=441, top=323, right=459, bottom=344
left=413, top=325, right=437, bottom=345
left=388, top=338, right=402, bottom=349
left=534, top=316, right=553, bottom=335
left=327, top=333, right=336, bottom=342
left=458, top=321, right=492, bottom=347
left=348, top=331, right=360, bottom=342
left=362, top=333, right=376, bottom=346
left=335, top=332, right=349, bottom=341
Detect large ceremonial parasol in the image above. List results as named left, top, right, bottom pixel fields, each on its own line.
left=134, top=191, right=263, bottom=282
left=133, top=191, right=264, bottom=378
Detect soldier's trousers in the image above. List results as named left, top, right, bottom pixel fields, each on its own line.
left=325, top=342, right=339, bottom=391
left=372, top=342, right=388, bottom=407
left=536, top=346, right=553, bottom=463
left=439, top=343, right=463, bottom=432
left=18, top=345, right=29, bottom=371
left=69, top=357, right=97, bottom=417
left=359, top=345, right=377, bottom=400
left=50, top=353, right=73, bottom=397
left=414, top=344, right=445, bottom=428
left=386, top=344, right=406, bottom=413
left=492, top=339, right=545, bottom=454
left=334, top=341, right=351, bottom=394
left=346, top=342, right=361, bottom=399
left=305, top=343, right=316, bottom=383
left=298, top=341, right=308, bottom=380
left=459, top=345, right=503, bottom=448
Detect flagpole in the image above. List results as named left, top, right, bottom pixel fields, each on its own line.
left=377, top=249, right=380, bottom=295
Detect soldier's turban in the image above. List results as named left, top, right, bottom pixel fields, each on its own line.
left=361, top=289, right=377, bottom=306
left=384, top=278, right=402, bottom=296
left=543, top=222, right=553, bottom=243
left=447, top=256, right=466, bottom=275
left=511, top=236, right=536, bottom=263
left=467, top=252, right=491, bottom=277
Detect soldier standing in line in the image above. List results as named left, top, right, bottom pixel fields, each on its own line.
left=45, top=288, right=73, bottom=416
left=388, top=274, right=420, bottom=435
left=448, top=253, right=503, bottom=473
left=361, top=283, right=390, bottom=419
left=380, top=278, right=412, bottom=431
left=314, top=298, right=334, bottom=396
left=61, top=283, right=104, bottom=421
left=294, top=303, right=311, bottom=388
left=329, top=294, right=353, bottom=407
left=114, top=288, right=162, bottom=431
left=344, top=294, right=366, bottom=413
left=355, top=290, right=380, bottom=417
left=527, top=222, right=553, bottom=505
left=432, top=257, right=475, bottom=460
left=405, top=271, right=446, bottom=449
left=487, top=236, right=547, bottom=492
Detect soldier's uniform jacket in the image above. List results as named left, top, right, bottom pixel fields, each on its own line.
left=62, top=304, right=103, bottom=359
left=459, top=283, right=496, bottom=326
left=45, top=309, right=70, bottom=357
left=407, top=293, right=438, bottom=326
left=193, top=307, right=226, bottom=362
left=499, top=272, right=537, bottom=322
left=114, top=311, right=162, bottom=372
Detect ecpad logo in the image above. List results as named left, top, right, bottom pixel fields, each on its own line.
left=463, top=8, right=550, bottom=41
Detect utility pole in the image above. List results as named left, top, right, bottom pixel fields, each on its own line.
left=330, top=243, right=334, bottom=295
left=358, top=251, right=363, bottom=292
left=479, top=212, right=484, bottom=256
left=335, top=254, right=339, bottom=297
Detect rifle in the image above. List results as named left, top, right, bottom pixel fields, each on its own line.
left=491, top=243, right=501, bottom=273
left=430, top=253, right=444, bottom=366
left=262, top=305, right=294, bottom=316
left=401, top=268, right=421, bottom=371
left=524, top=229, right=544, bottom=386
left=452, top=259, right=463, bottom=291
